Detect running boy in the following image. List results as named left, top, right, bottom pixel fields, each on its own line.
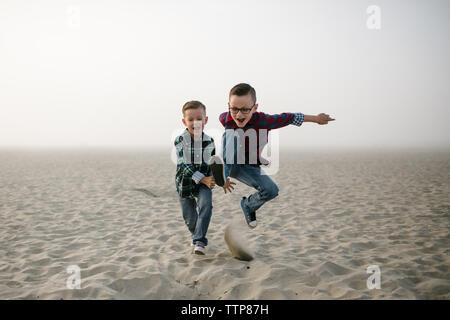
left=174, top=101, right=216, bottom=254
left=212, top=83, right=335, bottom=228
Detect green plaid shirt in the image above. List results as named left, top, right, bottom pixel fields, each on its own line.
left=174, top=129, right=216, bottom=199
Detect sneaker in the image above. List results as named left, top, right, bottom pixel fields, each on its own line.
left=209, top=155, right=226, bottom=187
left=193, top=242, right=206, bottom=255
left=241, top=197, right=257, bottom=229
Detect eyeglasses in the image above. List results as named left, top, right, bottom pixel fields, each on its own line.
left=229, top=104, right=255, bottom=115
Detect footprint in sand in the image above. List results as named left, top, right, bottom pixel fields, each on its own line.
left=132, top=188, right=158, bottom=197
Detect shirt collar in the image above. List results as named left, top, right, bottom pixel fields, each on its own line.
left=225, top=111, right=258, bottom=126
left=182, top=128, right=212, bottom=142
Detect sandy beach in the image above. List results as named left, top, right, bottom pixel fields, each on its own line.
left=0, top=149, right=449, bottom=299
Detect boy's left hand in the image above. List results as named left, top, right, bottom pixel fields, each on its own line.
left=316, top=113, right=335, bottom=125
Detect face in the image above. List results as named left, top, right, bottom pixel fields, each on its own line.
left=182, top=108, right=208, bottom=137
left=228, top=94, right=258, bottom=128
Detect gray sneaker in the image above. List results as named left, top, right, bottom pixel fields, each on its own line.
left=241, top=197, right=257, bottom=228
left=193, top=242, right=206, bottom=255
left=209, top=155, right=226, bottom=187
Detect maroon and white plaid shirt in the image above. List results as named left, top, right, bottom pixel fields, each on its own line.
left=219, top=111, right=304, bottom=166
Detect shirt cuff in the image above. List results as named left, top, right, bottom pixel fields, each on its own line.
left=291, top=113, right=304, bottom=126
left=192, top=171, right=205, bottom=184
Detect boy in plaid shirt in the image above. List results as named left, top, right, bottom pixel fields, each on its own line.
left=174, top=101, right=218, bottom=255
left=212, top=83, right=335, bottom=228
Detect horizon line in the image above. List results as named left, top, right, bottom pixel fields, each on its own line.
left=0, top=145, right=449, bottom=153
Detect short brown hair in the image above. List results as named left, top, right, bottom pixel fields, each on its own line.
left=182, top=100, right=206, bottom=116
left=229, top=83, right=256, bottom=104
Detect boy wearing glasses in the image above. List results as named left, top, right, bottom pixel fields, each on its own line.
left=174, top=101, right=218, bottom=255
left=211, top=83, right=335, bottom=228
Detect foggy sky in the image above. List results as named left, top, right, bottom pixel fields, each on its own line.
left=1, top=0, right=449, bottom=150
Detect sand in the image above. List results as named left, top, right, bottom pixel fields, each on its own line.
left=224, top=222, right=254, bottom=262
left=0, top=149, right=449, bottom=299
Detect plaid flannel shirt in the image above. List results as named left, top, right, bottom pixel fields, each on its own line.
left=219, top=111, right=304, bottom=166
left=174, top=129, right=215, bottom=199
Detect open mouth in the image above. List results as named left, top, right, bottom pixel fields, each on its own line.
left=236, top=118, right=246, bottom=124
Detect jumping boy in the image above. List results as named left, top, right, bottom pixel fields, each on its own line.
left=211, top=83, right=335, bottom=228
left=174, top=101, right=217, bottom=254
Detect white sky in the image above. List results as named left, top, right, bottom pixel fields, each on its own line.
left=0, top=0, right=449, bottom=150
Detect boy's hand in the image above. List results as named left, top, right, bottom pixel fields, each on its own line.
left=222, top=178, right=236, bottom=194
left=200, top=176, right=215, bottom=189
left=316, top=113, right=335, bottom=125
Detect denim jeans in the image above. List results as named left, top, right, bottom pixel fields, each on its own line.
left=178, top=184, right=212, bottom=247
left=225, top=164, right=279, bottom=213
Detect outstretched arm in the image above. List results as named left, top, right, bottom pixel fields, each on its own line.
left=257, top=112, right=303, bottom=129
left=304, top=113, right=335, bottom=125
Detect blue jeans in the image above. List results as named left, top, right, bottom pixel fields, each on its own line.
left=225, top=164, right=279, bottom=213
left=178, top=184, right=213, bottom=247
